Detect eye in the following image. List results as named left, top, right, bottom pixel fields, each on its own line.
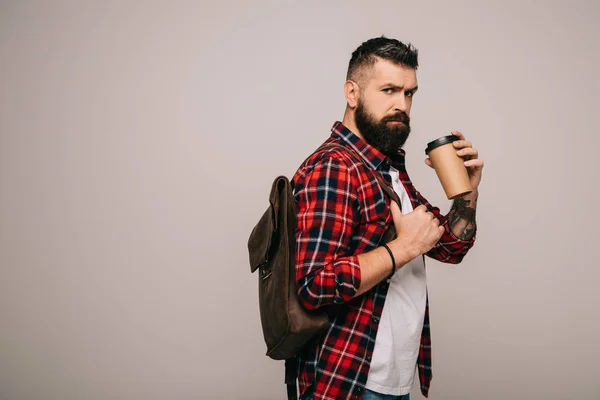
left=406, top=91, right=414, bottom=98
left=383, top=88, right=394, bottom=94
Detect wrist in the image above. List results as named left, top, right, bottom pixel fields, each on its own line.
left=381, top=243, right=396, bottom=278
left=388, top=239, right=420, bottom=266
left=462, top=189, right=479, bottom=203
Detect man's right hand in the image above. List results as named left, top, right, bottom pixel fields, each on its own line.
left=387, top=202, right=445, bottom=267
left=354, top=201, right=446, bottom=297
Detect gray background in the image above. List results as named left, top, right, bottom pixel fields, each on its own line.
left=1, top=0, right=599, bottom=399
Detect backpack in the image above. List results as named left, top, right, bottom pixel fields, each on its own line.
left=247, top=143, right=400, bottom=400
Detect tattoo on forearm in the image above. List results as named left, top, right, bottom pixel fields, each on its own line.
left=448, top=195, right=477, bottom=240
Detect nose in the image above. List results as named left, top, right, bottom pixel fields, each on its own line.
left=394, top=96, right=407, bottom=113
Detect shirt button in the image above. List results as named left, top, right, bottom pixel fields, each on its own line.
left=386, top=278, right=391, bottom=283
left=373, top=316, right=380, bottom=324
left=366, top=355, right=371, bottom=361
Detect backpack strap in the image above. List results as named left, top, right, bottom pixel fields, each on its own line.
left=285, top=358, right=298, bottom=400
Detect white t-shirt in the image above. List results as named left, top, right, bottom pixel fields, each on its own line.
left=364, top=166, right=428, bottom=396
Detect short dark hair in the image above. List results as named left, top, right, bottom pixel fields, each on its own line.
left=346, top=36, right=419, bottom=84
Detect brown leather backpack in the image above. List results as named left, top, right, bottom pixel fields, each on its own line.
left=247, top=144, right=399, bottom=400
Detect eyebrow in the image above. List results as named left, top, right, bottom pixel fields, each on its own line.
left=381, top=84, right=419, bottom=93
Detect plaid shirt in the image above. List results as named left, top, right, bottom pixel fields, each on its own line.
left=292, top=121, right=476, bottom=400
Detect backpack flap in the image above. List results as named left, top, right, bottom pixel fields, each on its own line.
left=248, top=206, right=274, bottom=273
left=248, top=176, right=287, bottom=273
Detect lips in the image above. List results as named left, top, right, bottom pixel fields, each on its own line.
left=384, top=113, right=410, bottom=125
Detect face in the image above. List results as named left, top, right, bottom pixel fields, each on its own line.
left=352, top=59, right=418, bottom=157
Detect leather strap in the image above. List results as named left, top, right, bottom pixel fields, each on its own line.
left=285, top=358, right=298, bottom=400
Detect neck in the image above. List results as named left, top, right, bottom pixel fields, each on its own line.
left=342, top=108, right=364, bottom=141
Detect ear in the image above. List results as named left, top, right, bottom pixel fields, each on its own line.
left=344, top=80, right=360, bottom=108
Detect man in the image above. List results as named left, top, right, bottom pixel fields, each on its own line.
left=291, top=37, right=483, bottom=400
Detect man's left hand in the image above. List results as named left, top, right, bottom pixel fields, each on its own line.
left=425, top=131, right=484, bottom=190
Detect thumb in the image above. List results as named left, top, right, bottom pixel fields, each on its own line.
left=390, top=201, right=403, bottom=227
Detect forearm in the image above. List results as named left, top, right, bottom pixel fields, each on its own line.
left=296, top=256, right=362, bottom=310
left=355, top=245, right=414, bottom=297
left=448, top=190, right=478, bottom=240
left=424, top=191, right=477, bottom=263
left=298, top=242, right=416, bottom=308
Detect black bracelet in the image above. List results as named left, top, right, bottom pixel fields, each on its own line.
left=382, top=243, right=396, bottom=279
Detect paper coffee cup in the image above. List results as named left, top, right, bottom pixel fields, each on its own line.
left=425, top=135, right=472, bottom=199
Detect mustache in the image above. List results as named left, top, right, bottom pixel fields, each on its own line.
left=382, top=112, right=410, bottom=124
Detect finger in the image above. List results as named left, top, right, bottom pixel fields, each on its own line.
left=414, top=204, right=428, bottom=213
left=453, top=140, right=472, bottom=149
left=390, top=200, right=403, bottom=219
left=464, top=159, right=484, bottom=168
left=424, top=158, right=434, bottom=168
left=451, top=131, right=464, bottom=140
left=457, top=148, right=478, bottom=159
left=437, top=225, right=445, bottom=238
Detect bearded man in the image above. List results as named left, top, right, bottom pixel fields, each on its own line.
left=291, top=36, right=484, bottom=400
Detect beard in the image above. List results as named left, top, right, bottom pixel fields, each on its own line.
left=354, top=100, right=411, bottom=158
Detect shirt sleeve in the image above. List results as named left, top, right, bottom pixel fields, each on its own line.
left=414, top=190, right=476, bottom=264
left=294, top=155, right=362, bottom=311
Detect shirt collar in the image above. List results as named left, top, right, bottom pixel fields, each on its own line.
left=330, top=121, right=406, bottom=172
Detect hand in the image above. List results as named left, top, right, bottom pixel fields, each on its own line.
left=425, top=131, right=484, bottom=190
left=387, top=202, right=445, bottom=265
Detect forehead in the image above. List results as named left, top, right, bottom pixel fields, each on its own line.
left=367, top=58, right=417, bottom=87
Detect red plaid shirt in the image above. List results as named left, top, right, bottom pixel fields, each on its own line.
left=292, top=121, right=476, bottom=400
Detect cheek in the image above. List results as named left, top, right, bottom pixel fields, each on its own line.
left=405, top=99, right=413, bottom=115
left=379, top=97, right=397, bottom=114
left=364, top=96, right=388, bottom=119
